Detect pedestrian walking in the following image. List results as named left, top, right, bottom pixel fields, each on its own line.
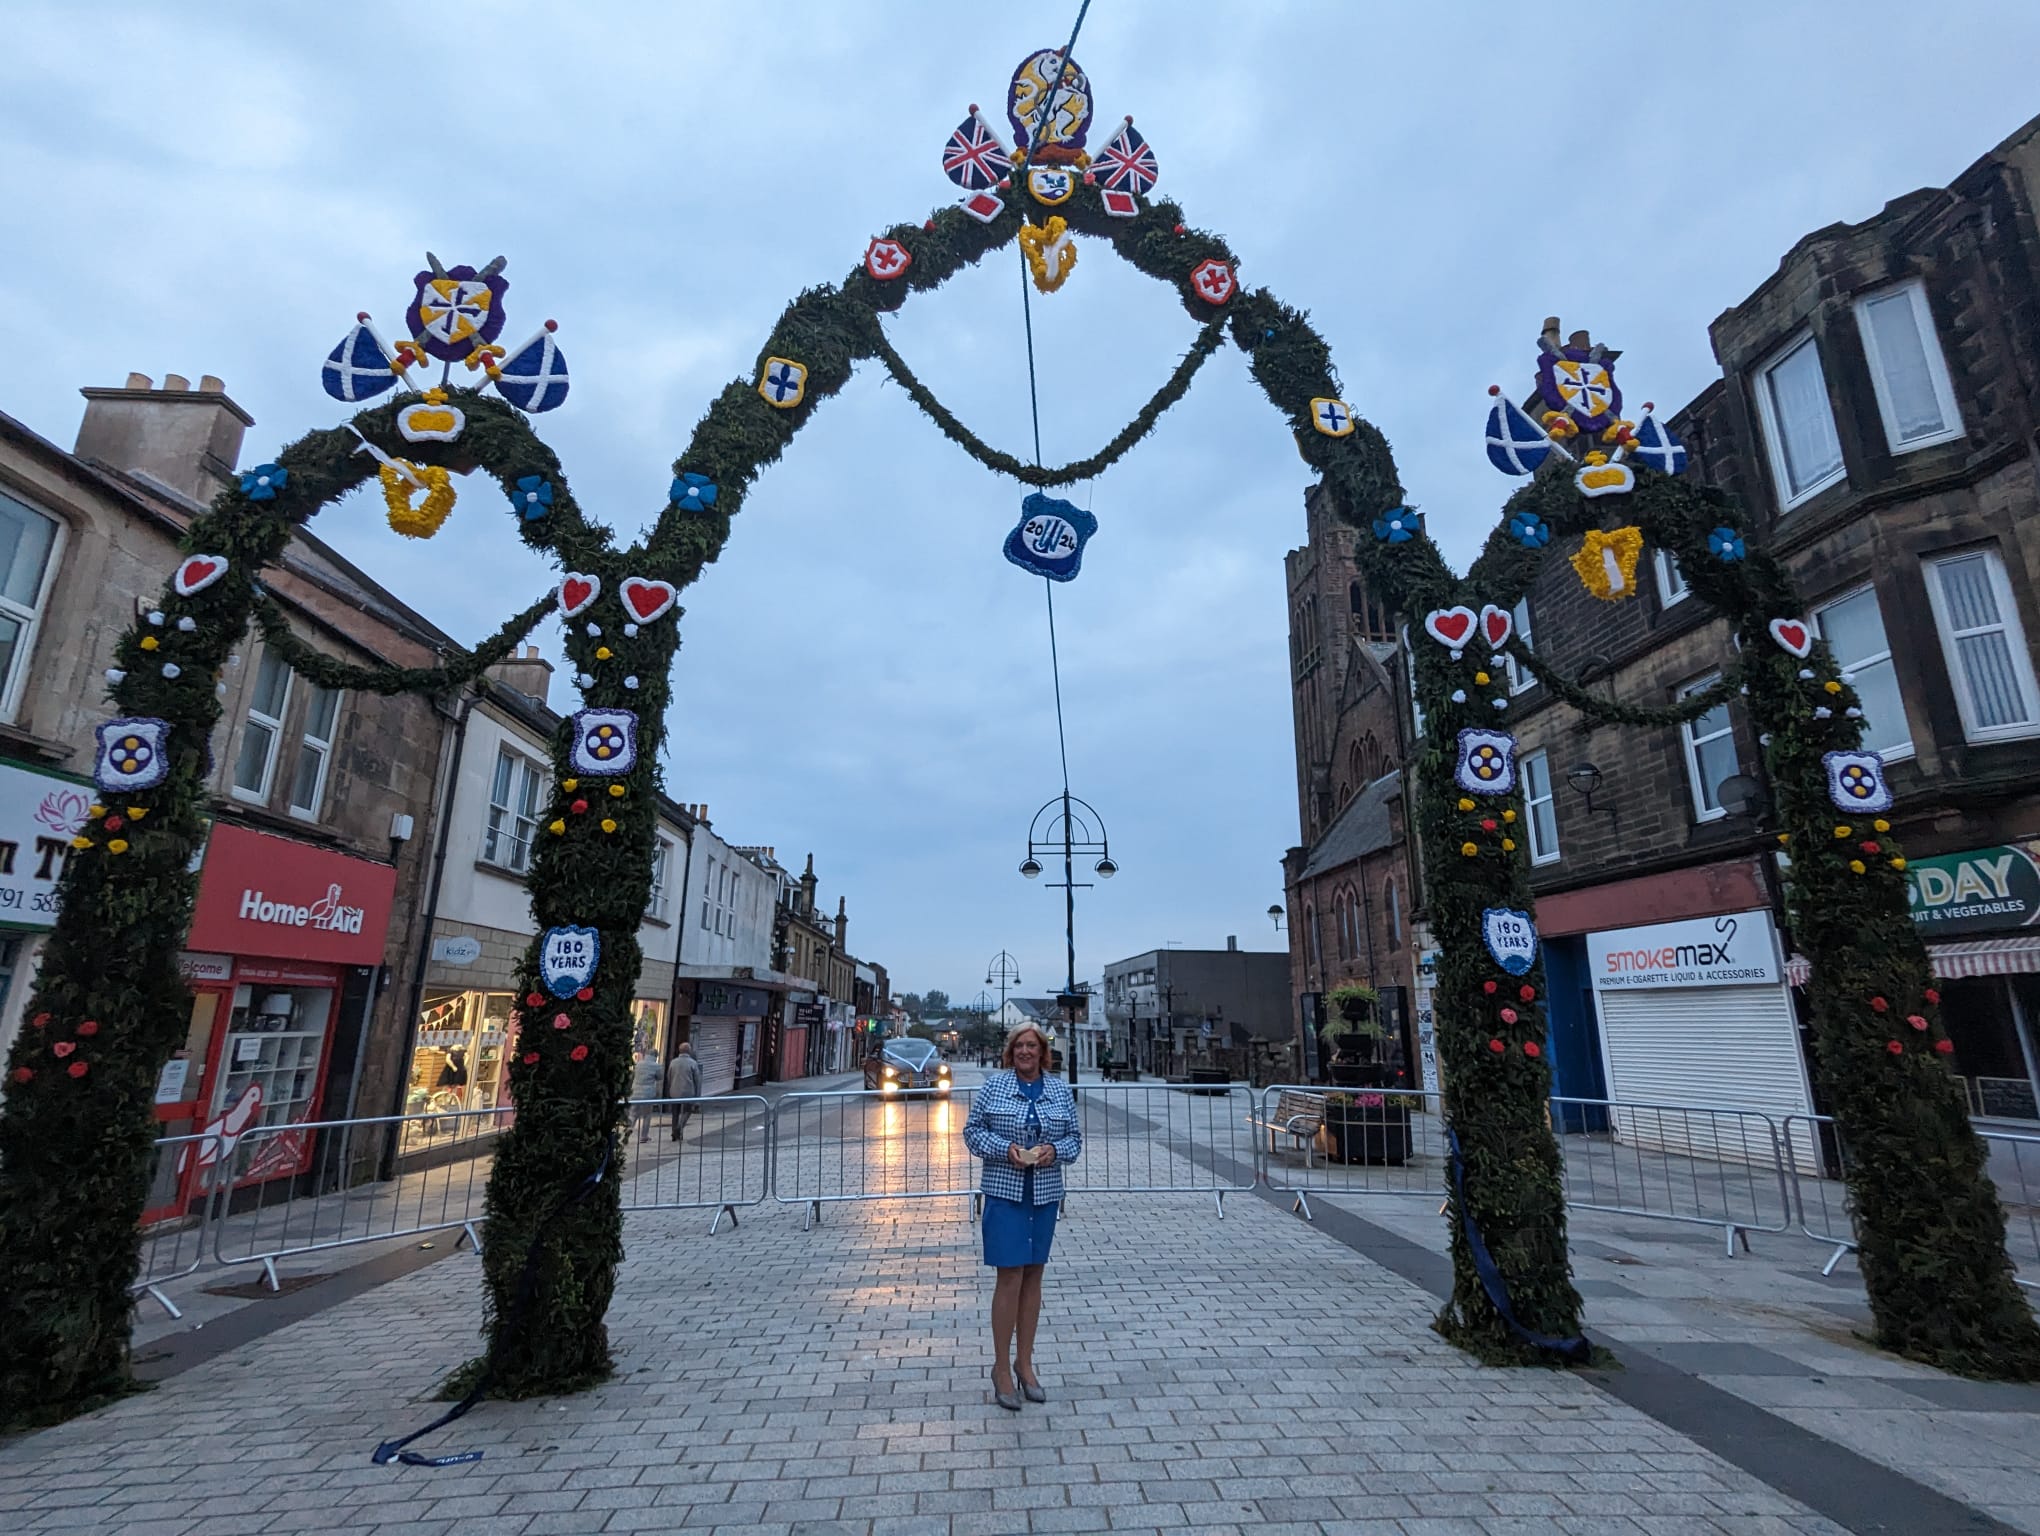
left=666, top=1039, right=703, bottom=1142
left=962, top=1023, right=1080, bottom=1411
left=631, top=1048, right=663, bottom=1144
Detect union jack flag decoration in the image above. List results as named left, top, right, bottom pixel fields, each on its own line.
left=941, top=110, right=1012, bottom=191
left=1093, top=118, right=1159, bottom=196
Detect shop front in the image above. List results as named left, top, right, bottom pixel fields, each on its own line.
left=145, top=822, right=396, bottom=1221
left=0, top=756, right=96, bottom=1064
left=688, top=981, right=771, bottom=1095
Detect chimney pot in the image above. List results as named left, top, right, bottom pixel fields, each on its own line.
left=1227, top=935, right=1238, bottom=951
left=125, top=372, right=152, bottom=389
left=198, top=375, right=225, bottom=394
left=162, top=373, right=190, bottom=392
left=75, top=372, right=253, bottom=505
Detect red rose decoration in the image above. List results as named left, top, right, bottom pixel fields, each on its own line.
left=1907, top=1014, right=1928, bottom=1031
left=523, top=1052, right=539, bottom=1065
left=553, top=1013, right=572, bottom=1030
left=67, top=1061, right=88, bottom=1078
left=1482, top=981, right=1498, bottom=995
left=104, top=815, right=123, bottom=831
left=51, top=1041, right=74, bottom=1058
left=30, top=1012, right=48, bottom=1029
left=10, top=1067, right=31, bottom=1083
left=570, top=1044, right=589, bottom=1061
left=571, top=798, right=589, bottom=815
left=1869, top=996, right=1889, bottom=1012
left=77, top=1020, right=99, bottom=1037
left=1860, top=840, right=1881, bottom=854
left=1173, top=223, right=1186, bottom=235
left=526, top=992, right=544, bottom=1008
left=1886, top=1040, right=1903, bottom=1055
left=1523, top=1041, right=1542, bottom=1058
left=1500, top=1007, right=1518, bottom=1024
left=1488, top=1038, right=1505, bottom=1054
left=1923, top=988, right=1941, bottom=1004
left=1935, top=1039, right=1955, bottom=1055
left=577, top=987, right=594, bottom=1002
left=1519, top=986, right=1535, bottom=1002
left=1480, top=819, right=1498, bottom=832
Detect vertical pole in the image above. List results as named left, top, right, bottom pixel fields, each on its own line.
left=1063, top=791, right=1078, bottom=1085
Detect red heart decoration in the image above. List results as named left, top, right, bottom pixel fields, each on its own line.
left=1479, top=604, right=1513, bottom=648
left=1424, top=607, right=1478, bottom=649
left=558, top=573, right=601, bottom=618
left=173, top=553, right=229, bottom=597
left=51, top=1041, right=74, bottom=1058
left=1768, top=617, right=1812, bottom=657
left=620, top=577, right=677, bottom=623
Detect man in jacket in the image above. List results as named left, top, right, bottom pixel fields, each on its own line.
left=666, top=1040, right=704, bottom=1142
left=631, top=1049, right=665, bottom=1143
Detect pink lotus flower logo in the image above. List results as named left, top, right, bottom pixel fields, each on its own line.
left=35, top=789, right=90, bottom=839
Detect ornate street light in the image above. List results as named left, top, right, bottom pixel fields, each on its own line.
left=1020, top=792, right=1115, bottom=1085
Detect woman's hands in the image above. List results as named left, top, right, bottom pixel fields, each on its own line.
left=1006, top=1143, right=1056, bottom=1168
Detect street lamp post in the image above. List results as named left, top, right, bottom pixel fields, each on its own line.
left=1020, top=792, right=1115, bottom=1085
left=985, top=950, right=1022, bottom=1029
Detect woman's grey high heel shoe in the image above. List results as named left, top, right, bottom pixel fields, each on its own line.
left=990, top=1368, right=1022, bottom=1411
left=1018, top=1375, right=1047, bottom=1404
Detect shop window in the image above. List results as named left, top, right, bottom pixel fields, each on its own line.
left=1812, top=585, right=1911, bottom=759
left=1924, top=548, right=2040, bottom=743
left=1523, top=749, right=1560, bottom=865
left=209, top=980, right=334, bottom=1186
left=1655, top=549, right=1689, bottom=608
left=1753, top=331, right=1845, bottom=508
left=483, top=747, right=543, bottom=873
left=405, top=989, right=516, bottom=1150
left=647, top=837, right=672, bottom=921
left=1505, top=596, right=1536, bottom=693
left=1678, top=673, right=1737, bottom=823
left=231, top=651, right=293, bottom=802
left=1854, top=280, right=1963, bottom=453
left=0, top=490, right=60, bottom=724
left=1939, top=976, right=2040, bottom=1121
left=631, top=999, right=667, bottom=1059
left=287, top=684, right=343, bottom=819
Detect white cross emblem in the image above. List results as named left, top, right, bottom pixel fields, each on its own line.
left=864, top=238, right=910, bottom=280
left=758, top=356, right=808, bottom=409
left=1191, top=259, right=1235, bottom=304
left=1311, top=397, right=1355, bottom=437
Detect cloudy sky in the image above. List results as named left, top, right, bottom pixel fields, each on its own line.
left=7, top=4, right=2038, bottom=1002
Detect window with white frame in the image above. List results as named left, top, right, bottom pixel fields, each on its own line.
left=0, top=490, right=59, bottom=722
left=1812, top=585, right=1911, bottom=759
left=231, top=651, right=293, bottom=801
left=1754, top=332, right=1846, bottom=508
left=1505, top=596, right=1536, bottom=693
left=1678, top=674, right=1738, bottom=822
left=1522, top=749, right=1560, bottom=864
left=286, top=684, right=342, bottom=818
left=482, top=747, right=543, bottom=873
left=701, top=856, right=718, bottom=930
left=646, top=837, right=672, bottom=921
left=1855, top=281, right=1963, bottom=453
left=1655, top=548, right=1689, bottom=607
left=1924, top=548, right=2040, bottom=742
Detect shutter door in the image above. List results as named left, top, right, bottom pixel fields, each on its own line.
left=692, top=1019, right=738, bottom=1097
left=1595, top=983, right=1816, bottom=1170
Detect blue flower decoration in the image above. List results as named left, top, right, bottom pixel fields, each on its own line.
left=240, top=464, right=287, bottom=501
left=514, top=475, right=555, bottom=522
left=1509, top=511, right=1551, bottom=549
left=1707, top=526, right=1746, bottom=562
left=670, top=472, right=719, bottom=513
left=1372, top=506, right=1422, bottom=544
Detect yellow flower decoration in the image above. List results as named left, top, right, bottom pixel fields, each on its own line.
left=548, top=819, right=567, bottom=835
left=1777, top=833, right=1791, bottom=845
left=126, top=806, right=147, bottom=820
left=139, top=636, right=159, bottom=651
left=1458, top=798, right=1475, bottom=812
left=608, top=784, right=626, bottom=798
left=1891, top=857, right=1908, bottom=871
left=1873, top=818, right=1890, bottom=833
left=1502, top=810, right=1517, bottom=824
left=1569, top=526, right=1645, bottom=602
left=1824, top=680, right=1843, bottom=695
left=107, top=839, right=129, bottom=855
left=595, top=646, right=613, bottom=661
left=89, top=804, right=105, bottom=818
left=1833, top=825, right=1852, bottom=839
left=1474, top=671, right=1491, bottom=686
left=600, top=818, right=618, bottom=834
left=562, top=778, right=578, bottom=792
left=1460, top=842, right=1479, bottom=857
left=70, top=835, right=92, bottom=850
left=1849, top=859, right=1866, bottom=874
left=1501, top=837, right=1517, bottom=852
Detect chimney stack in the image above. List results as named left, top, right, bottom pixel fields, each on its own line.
left=1227, top=935, right=1238, bottom=952
left=485, top=643, right=554, bottom=709
left=75, top=372, right=253, bottom=506
left=835, top=895, right=848, bottom=950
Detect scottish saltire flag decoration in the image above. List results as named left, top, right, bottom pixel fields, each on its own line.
left=1004, top=492, right=1097, bottom=582
left=1485, top=396, right=1553, bottom=476
left=1630, top=413, right=1688, bottom=476
left=494, top=323, right=571, bottom=413
left=942, top=109, right=1012, bottom=190
left=1094, top=118, right=1158, bottom=195
left=321, top=324, right=399, bottom=402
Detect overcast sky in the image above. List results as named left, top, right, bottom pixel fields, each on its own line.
left=7, top=4, right=2038, bottom=1003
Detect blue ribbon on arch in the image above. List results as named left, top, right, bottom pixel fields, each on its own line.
left=1446, top=1127, right=1591, bottom=1363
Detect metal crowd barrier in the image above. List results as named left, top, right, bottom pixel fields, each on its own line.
left=131, top=1131, right=224, bottom=1318
left=1064, top=1082, right=1258, bottom=1216
left=1253, top=1084, right=1446, bottom=1221
left=212, top=1106, right=511, bottom=1290
left=620, top=1094, right=771, bottom=1233
left=771, top=1087, right=976, bottom=1228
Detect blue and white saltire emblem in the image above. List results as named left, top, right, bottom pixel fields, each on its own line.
left=758, top=356, right=808, bottom=409
left=1485, top=397, right=1553, bottom=476
left=494, top=330, right=571, bottom=413
left=1481, top=908, right=1539, bottom=977
left=321, top=324, right=398, bottom=402
left=1630, top=413, right=1688, bottom=476
left=540, top=925, right=601, bottom=999
left=1311, top=397, right=1355, bottom=438
left=1004, top=492, right=1097, bottom=582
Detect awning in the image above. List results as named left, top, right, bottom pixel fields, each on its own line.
left=1785, top=936, right=2040, bottom=987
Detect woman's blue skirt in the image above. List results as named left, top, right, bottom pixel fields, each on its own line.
left=982, top=1194, right=1058, bottom=1267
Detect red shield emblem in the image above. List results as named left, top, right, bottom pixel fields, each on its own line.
left=1190, top=259, right=1236, bottom=305
left=864, top=237, right=912, bottom=281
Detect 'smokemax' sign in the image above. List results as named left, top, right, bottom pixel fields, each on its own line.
left=1585, top=909, right=1780, bottom=991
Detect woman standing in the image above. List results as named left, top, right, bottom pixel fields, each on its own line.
left=963, top=1024, right=1081, bottom=1410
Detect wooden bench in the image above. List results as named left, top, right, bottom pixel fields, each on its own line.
left=1247, top=1089, right=1327, bottom=1167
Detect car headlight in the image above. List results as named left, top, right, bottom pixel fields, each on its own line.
left=884, top=1065, right=898, bottom=1077
left=938, top=1063, right=951, bottom=1076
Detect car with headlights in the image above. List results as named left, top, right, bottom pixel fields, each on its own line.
left=864, top=1037, right=952, bottom=1095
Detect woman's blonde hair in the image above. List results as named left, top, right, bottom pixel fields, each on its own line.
left=1001, top=1023, right=1052, bottom=1069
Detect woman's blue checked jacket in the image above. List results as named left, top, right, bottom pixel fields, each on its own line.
left=962, top=1070, right=1082, bottom=1206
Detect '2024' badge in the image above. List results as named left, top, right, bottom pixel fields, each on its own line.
left=1003, top=492, right=1097, bottom=582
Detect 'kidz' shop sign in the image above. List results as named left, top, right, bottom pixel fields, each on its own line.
left=1585, top=909, right=1781, bottom=991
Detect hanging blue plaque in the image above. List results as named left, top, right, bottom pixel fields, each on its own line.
left=1003, top=492, right=1097, bottom=582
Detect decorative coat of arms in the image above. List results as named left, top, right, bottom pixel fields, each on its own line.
left=1481, top=319, right=1686, bottom=501
left=1824, top=750, right=1894, bottom=815
left=1004, top=492, right=1097, bottom=582
left=1454, top=728, right=1518, bottom=797
left=569, top=708, right=639, bottom=777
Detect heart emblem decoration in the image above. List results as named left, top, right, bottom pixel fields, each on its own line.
left=1768, top=617, right=1813, bottom=658
left=1479, top=604, right=1513, bottom=648
left=558, top=573, right=601, bottom=618
left=1424, top=606, right=1478, bottom=651
left=173, top=554, right=229, bottom=598
left=620, top=577, right=677, bottom=624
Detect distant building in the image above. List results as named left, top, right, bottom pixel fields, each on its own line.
left=1101, top=940, right=1291, bottom=1078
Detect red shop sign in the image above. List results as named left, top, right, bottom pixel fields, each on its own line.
left=187, top=822, right=398, bottom=966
